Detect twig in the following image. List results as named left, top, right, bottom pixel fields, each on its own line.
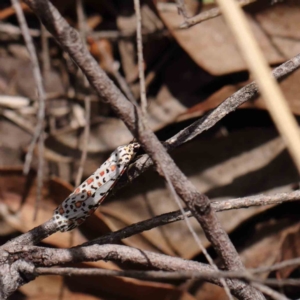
left=75, top=98, right=90, bottom=187
left=84, top=189, right=300, bottom=247
left=34, top=266, right=300, bottom=291
left=254, top=257, right=300, bottom=275
left=251, top=283, right=290, bottom=300
left=9, top=244, right=280, bottom=299
left=0, top=22, right=168, bottom=40
left=215, top=0, right=300, bottom=174
left=175, top=0, right=189, bottom=19
left=41, top=25, right=50, bottom=76
left=180, top=0, right=256, bottom=29
left=134, top=0, right=147, bottom=114
left=3, top=188, right=299, bottom=249
left=122, top=53, right=300, bottom=187
left=1, top=109, right=35, bottom=134
left=34, top=256, right=300, bottom=281
left=11, top=0, right=46, bottom=221
left=163, top=173, right=233, bottom=300
left=1, top=219, right=58, bottom=249
left=75, top=0, right=91, bottom=187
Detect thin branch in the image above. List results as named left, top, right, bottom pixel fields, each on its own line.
left=41, top=25, right=50, bottom=75
left=11, top=0, right=46, bottom=221
left=251, top=283, right=290, bottom=300
left=174, top=0, right=189, bottom=20
left=1, top=219, right=57, bottom=249
left=7, top=244, right=250, bottom=299
left=75, top=0, right=91, bottom=187
left=134, top=0, right=147, bottom=114
left=163, top=173, right=233, bottom=299
left=34, top=256, right=300, bottom=283
left=0, top=22, right=168, bottom=40
left=34, top=266, right=300, bottom=293
left=83, top=190, right=300, bottom=247
left=254, top=257, right=300, bottom=275
left=180, top=0, right=256, bottom=29
left=9, top=244, right=280, bottom=299
left=3, top=187, right=299, bottom=250
left=123, top=53, right=300, bottom=187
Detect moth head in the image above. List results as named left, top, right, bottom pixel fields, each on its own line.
left=130, top=142, right=140, bottom=153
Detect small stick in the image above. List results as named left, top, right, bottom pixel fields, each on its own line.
left=11, top=0, right=46, bottom=221
left=134, top=0, right=147, bottom=114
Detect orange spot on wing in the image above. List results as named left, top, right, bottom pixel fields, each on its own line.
left=75, top=201, right=82, bottom=208
left=98, top=182, right=102, bottom=187
left=74, top=188, right=80, bottom=194
left=59, top=207, right=64, bottom=215
left=100, top=171, right=105, bottom=176
left=86, top=177, right=94, bottom=185
left=110, top=165, right=117, bottom=171
left=87, top=190, right=92, bottom=197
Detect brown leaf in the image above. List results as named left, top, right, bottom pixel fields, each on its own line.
left=157, top=4, right=283, bottom=75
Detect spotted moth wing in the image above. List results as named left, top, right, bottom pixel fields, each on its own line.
left=53, top=143, right=140, bottom=232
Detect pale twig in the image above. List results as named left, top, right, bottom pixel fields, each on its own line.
left=111, top=66, right=137, bottom=104
left=75, top=97, right=90, bottom=187
left=251, top=283, right=290, bottom=300
left=35, top=256, right=300, bottom=280
left=3, top=188, right=300, bottom=249
left=11, top=0, right=46, bottom=221
left=163, top=174, right=233, bottom=300
left=174, top=0, right=189, bottom=19
left=84, top=189, right=300, bottom=247
left=1, top=109, right=35, bottom=134
left=34, top=266, right=300, bottom=290
left=215, top=0, right=300, bottom=174
left=13, top=244, right=283, bottom=299
left=134, top=0, right=147, bottom=114
left=41, top=25, right=50, bottom=76
left=75, top=0, right=91, bottom=187
left=180, top=0, right=256, bottom=29
left=0, top=22, right=168, bottom=40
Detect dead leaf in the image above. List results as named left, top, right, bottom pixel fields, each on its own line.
left=157, top=3, right=283, bottom=75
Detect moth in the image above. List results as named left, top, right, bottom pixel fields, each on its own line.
left=53, top=142, right=140, bottom=232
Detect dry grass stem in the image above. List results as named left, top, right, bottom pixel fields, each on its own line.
left=215, top=0, right=300, bottom=174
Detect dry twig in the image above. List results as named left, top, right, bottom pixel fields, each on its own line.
left=11, top=0, right=46, bottom=221
left=125, top=53, right=300, bottom=185
left=4, top=244, right=281, bottom=299
left=134, top=0, right=147, bottom=114
left=179, top=0, right=256, bottom=29
left=74, top=0, right=91, bottom=187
